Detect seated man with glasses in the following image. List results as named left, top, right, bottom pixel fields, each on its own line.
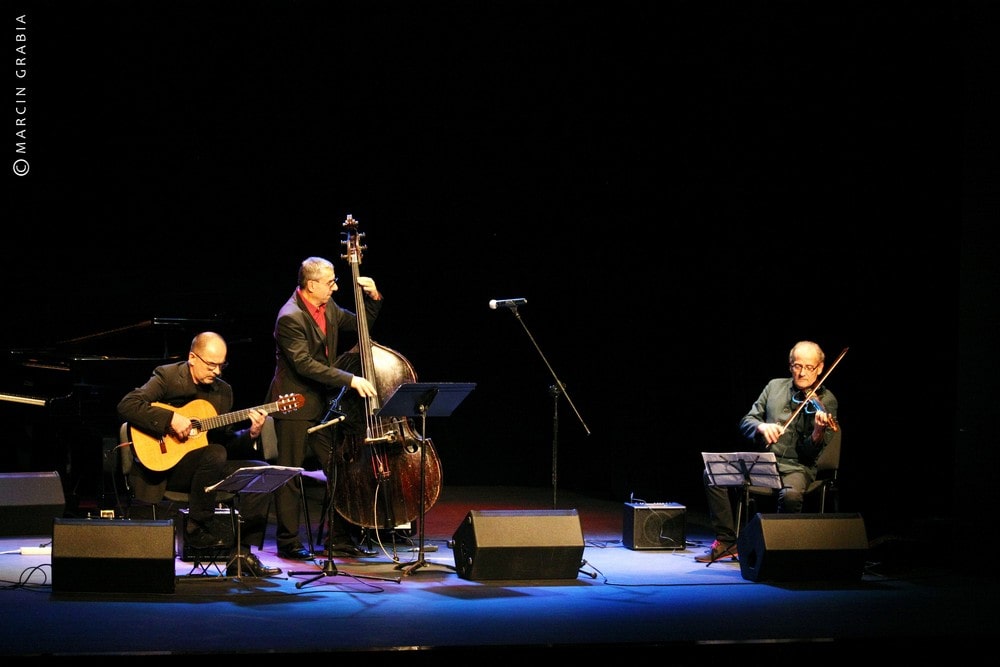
left=117, top=331, right=281, bottom=577
left=696, top=340, right=840, bottom=563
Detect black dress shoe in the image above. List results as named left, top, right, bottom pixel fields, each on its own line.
left=277, top=544, right=313, bottom=560
left=229, top=550, right=282, bottom=577
left=186, top=523, right=227, bottom=549
left=329, top=543, right=377, bottom=558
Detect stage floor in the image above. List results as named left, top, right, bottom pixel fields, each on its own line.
left=0, top=485, right=994, bottom=659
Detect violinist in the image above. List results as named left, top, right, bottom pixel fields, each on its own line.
left=696, top=340, right=839, bottom=563
left=266, top=256, right=382, bottom=560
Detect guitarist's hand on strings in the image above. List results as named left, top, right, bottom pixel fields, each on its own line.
left=170, top=413, right=195, bottom=441
left=248, top=409, right=267, bottom=439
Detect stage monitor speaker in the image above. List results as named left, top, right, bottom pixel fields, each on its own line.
left=623, top=502, right=686, bottom=550
left=176, top=507, right=237, bottom=562
left=737, top=512, right=868, bottom=582
left=452, top=509, right=584, bottom=580
left=52, top=518, right=176, bottom=594
left=0, top=471, right=66, bottom=536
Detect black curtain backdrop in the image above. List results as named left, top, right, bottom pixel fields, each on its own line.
left=6, top=1, right=995, bottom=542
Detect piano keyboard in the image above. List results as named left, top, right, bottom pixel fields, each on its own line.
left=0, top=392, right=48, bottom=407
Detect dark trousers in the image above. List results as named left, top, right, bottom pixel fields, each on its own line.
left=702, top=467, right=813, bottom=546
left=168, top=444, right=229, bottom=525
left=703, top=471, right=739, bottom=546
left=273, top=419, right=355, bottom=549
left=165, top=446, right=271, bottom=548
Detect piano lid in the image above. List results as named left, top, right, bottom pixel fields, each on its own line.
left=55, top=316, right=236, bottom=357
left=2, top=316, right=237, bottom=405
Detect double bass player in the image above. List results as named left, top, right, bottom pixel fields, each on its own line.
left=266, top=255, right=383, bottom=560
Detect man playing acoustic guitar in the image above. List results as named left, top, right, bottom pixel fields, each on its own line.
left=118, top=331, right=287, bottom=576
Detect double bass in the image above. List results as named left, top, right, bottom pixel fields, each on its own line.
left=332, top=215, right=443, bottom=531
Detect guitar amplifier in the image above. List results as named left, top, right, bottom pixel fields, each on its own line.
left=623, top=502, right=686, bottom=550
left=176, top=508, right=238, bottom=562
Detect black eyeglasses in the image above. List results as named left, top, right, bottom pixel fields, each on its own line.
left=312, top=277, right=338, bottom=288
left=192, top=351, right=229, bottom=371
left=790, top=363, right=819, bottom=373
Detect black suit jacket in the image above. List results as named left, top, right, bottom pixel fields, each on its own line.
left=267, top=288, right=382, bottom=422
left=117, top=360, right=253, bottom=503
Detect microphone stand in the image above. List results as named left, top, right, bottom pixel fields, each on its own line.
left=289, top=420, right=401, bottom=587
left=308, top=386, right=348, bottom=436
left=504, top=305, right=590, bottom=508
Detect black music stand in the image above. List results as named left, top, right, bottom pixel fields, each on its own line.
left=205, top=465, right=303, bottom=580
left=702, top=451, right=781, bottom=544
left=378, top=382, right=476, bottom=576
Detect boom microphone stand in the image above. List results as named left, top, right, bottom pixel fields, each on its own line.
left=494, top=299, right=590, bottom=508
left=290, top=413, right=401, bottom=587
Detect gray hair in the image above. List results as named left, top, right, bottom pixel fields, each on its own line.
left=789, top=340, right=825, bottom=363
left=298, top=256, right=335, bottom=289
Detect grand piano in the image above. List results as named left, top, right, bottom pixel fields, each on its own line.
left=1, top=317, right=242, bottom=510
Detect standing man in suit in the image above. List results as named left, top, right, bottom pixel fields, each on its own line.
left=267, top=256, right=383, bottom=560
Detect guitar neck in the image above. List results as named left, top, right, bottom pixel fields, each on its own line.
left=196, top=400, right=283, bottom=431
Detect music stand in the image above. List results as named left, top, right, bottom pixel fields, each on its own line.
left=702, top=451, right=781, bottom=541
left=378, top=382, right=476, bottom=576
left=205, top=465, right=303, bottom=580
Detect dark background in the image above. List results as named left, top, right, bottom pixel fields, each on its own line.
left=6, top=1, right=996, bottom=543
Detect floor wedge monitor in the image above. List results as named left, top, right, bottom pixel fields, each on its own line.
left=737, top=512, right=868, bottom=582
left=0, top=471, right=66, bottom=536
left=52, top=518, right=176, bottom=594
left=452, top=509, right=584, bottom=580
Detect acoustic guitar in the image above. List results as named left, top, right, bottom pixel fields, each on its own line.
left=128, top=393, right=304, bottom=471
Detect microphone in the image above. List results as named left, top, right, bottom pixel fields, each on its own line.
left=489, top=298, right=527, bottom=309
left=306, top=414, right=345, bottom=435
